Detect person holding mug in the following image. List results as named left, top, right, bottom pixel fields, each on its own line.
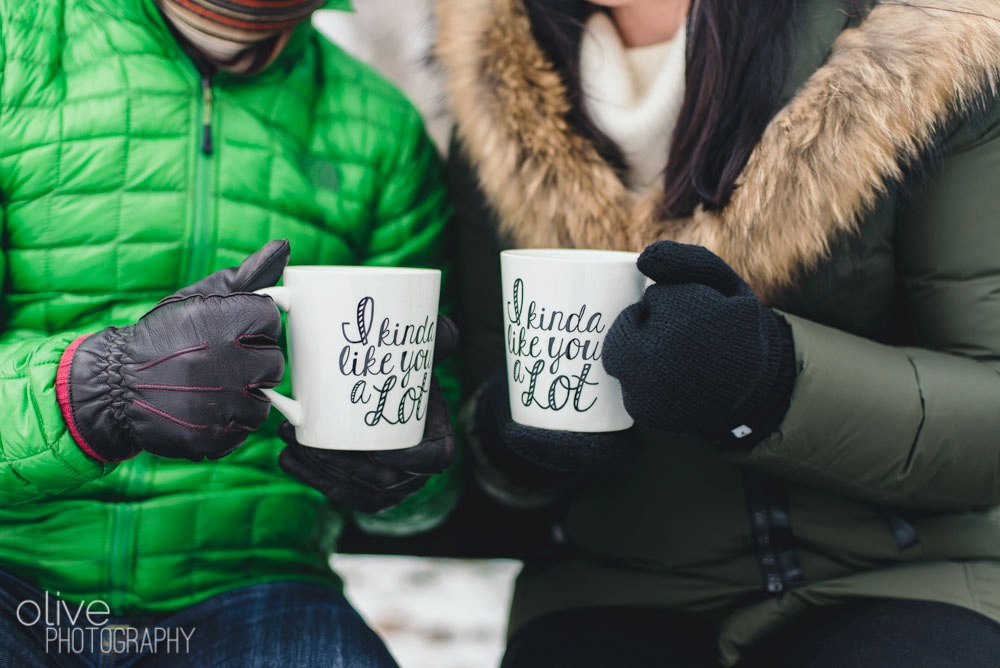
left=0, top=1, right=458, bottom=665
left=440, top=0, right=1000, bottom=665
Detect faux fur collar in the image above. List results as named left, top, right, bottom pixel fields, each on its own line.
left=435, top=0, right=1000, bottom=302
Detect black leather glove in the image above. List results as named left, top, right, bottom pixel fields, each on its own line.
left=472, top=370, right=640, bottom=474
left=278, top=315, right=459, bottom=514
left=602, top=240, right=796, bottom=444
left=58, top=241, right=289, bottom=462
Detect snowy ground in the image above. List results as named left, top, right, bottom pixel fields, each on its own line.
left=331, top=555, right=522, bottom=668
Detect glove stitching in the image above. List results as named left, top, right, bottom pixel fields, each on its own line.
left=234, top=333, right=280, bottom=351
left=224, top=420, right=257, bottom=433
left=132, top=383, right=224, bottom=392
left=382, top=474, right=426, bottom=492
left=242, top=380, right=277, bottom=401
left=130, top=399, right=207, bottom=430
left=134, top=342, right=210, bottom=372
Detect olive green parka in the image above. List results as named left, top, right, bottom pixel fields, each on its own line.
left=439, top=0, right=1000, bottom=663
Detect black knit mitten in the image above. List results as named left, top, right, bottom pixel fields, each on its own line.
left=603, top=241, right=796, bottom=445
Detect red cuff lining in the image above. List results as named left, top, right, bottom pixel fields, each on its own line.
left=56, top=335, right=118, bottom=464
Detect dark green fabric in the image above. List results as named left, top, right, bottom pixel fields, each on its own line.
left=0, top=0, right=459, bottom=614
left=449, top=0, right=1000, bottom=664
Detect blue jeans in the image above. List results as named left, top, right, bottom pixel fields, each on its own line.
left=0, top=570, right=398, bottom=668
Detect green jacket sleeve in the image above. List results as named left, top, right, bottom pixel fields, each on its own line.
left=0, top=29, right=114, bottom=505
left=0, top=326, right=115, bottom=506
left=742, top=105, right=1000, bottom=511
left=352, top=101, right=463, bottom=535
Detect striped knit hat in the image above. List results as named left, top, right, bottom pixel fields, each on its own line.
left=157, top=0, right=327, bottom=73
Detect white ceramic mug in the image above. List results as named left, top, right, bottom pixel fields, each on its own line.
left=500, top=249, right=646, bottom=432
left=257, top=266, right=441, bottom=451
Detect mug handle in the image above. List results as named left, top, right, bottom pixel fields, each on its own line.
left=254, top=286, right=304, bottom=427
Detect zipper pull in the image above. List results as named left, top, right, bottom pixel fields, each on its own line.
left=201, top=75, right=214, bottom=155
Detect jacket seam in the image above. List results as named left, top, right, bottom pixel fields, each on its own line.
left=899, top=353, right=928, bottom=476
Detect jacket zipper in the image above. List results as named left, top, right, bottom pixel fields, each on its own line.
left=107, top=74, right=216, bottom=612
left=109, top=455, right=149, bottom=613
left=200, top=75, right=214, bottom=157
left=187, top=74, right=215, bottom=284
left=748, top=500, right=784, bottom=593
left=744, top=472, right=805, bottom=594
left=108, top=494, right=128, bottom=613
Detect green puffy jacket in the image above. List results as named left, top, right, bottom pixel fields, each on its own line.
left=0, top=0, right=458, bottom=614
left=439, top=0, right=1000, bottom=663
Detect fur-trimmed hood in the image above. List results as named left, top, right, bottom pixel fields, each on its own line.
left=435, top=0, right=1000, bottom=302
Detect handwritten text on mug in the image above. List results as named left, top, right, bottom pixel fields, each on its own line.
left=340, top=297, right=435, bottom=427
left=505, top=278, right=603, bottom=413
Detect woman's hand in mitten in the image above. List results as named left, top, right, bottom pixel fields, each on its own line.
left=57, top=241, right=290, bottom=462
left=602, top=241, right=796, bottom=445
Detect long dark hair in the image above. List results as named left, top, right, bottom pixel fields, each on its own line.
left=521, top=1, right=864, bottom=218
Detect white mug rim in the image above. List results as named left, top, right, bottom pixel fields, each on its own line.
left=501, top=249, right=639, bottom=264
left=281, top=265, right=441, bottom=277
